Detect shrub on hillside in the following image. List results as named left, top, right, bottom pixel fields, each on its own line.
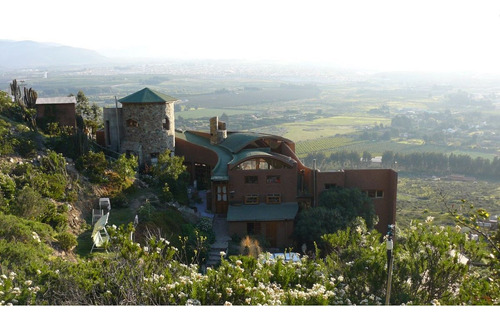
left=75, top=151, right=108, bottom=183
left=56, top=232, right=77, bottom=252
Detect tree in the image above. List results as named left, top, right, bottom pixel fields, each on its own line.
left=294, top=187, right=376, bottom=249
left=74, top=91, right=102, bottom=135
left=151, top=150, right=189, bottom=204
left=362, top=151, right=372, bottom=166
left=152, top=150, right=186, bottom=183
left=318, top=186, right=376, bottom=229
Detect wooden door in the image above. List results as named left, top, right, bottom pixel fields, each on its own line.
left=214, top=182, right=228, bottom=214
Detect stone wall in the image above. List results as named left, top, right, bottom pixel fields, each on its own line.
left=120, top=101, right=175, bottom=164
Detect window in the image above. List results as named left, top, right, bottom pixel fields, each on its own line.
left=244, top=194, right=259, bottom=204
left=244, top=176, right=258, bottom=184
left=258, top=159, right=269, bottom=170
left=266, top=175, right=280, bottom=184
left=366, top=190, right=384, bottom=198
left=162, top=117, right=170, bottom=130
left=266, top=193, right=281, bottom=204
left=234, top=158, right=292, bottom=170
left=126, top=119, right=138, bottom=127
left=150, top=153, right=159, bottom=165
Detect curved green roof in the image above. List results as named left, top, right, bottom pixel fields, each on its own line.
left=176, top=131, right=232, bottom=181
left=219, top=132, right=294, bottom=154
left=118, top=87, right=177, bottom=104
left=176, top=131, right=296, bottom=181
left=227, top=148, right=296, bottom=168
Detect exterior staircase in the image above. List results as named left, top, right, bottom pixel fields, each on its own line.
left=206, top=216, right=231, bottom=267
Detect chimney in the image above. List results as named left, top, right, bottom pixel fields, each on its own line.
left=210, top=116, right=227, bottom=145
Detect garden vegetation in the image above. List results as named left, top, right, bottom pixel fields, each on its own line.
left=0, top=88, right=499, bottom=305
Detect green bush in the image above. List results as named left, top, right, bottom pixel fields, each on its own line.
left=75, top=151, right=108, bottom=183
left=39, top=202, right=68, bottom=232
left=12, top=186, right=45, bottom=219
left=56, top=232, right=77, bottom=251
left=15, top=133, right=38, bottom=158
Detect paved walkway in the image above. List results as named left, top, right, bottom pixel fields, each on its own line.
left=192, top=190, right=231, bottom=266
left=189, top=190, right=230, bottom=266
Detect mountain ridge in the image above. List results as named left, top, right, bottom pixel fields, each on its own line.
left=0, top=39, right=110, bottom=69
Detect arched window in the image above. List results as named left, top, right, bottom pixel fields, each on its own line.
left=234, top=157, right=291, bottom=170
left=126, top=119, right=138, bottom=127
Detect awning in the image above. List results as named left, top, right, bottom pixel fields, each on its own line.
left=227, top=202, right=298, bottom=222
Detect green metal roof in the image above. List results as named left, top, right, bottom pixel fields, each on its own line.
left=118, top=88, right=177, bottom=104
left=227, top=148, right=296, bottom=168
left=219, top=132, right=268, bottom=153
left=227, top=148, right=272, bottom=166
left=227, top=202, right=298, bottom=222
left=176, top=131, right=232, bottom=181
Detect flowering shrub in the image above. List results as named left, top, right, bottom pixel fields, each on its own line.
left=1, top=214, right=498, bottom=305
left=0, top=272, right=40, bottom=305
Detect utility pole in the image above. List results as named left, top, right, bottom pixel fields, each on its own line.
left=385, top=224, right=395, bottom=305
left=115, top=96, right=120, bottom=153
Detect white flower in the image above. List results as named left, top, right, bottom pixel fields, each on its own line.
left=143, top=246, right=149, bottom=252
left=235, top=260, right=242, bottom=266
left=24, top=280, right=32, bottom=286
left=224, top=301, right=232, bottom=306
left=425, top=216, right=434, bottom=223
left=431, top=299, right=440, bottom=306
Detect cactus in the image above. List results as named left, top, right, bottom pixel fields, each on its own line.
left=23, top=87, right=38, bottom=132
left=9, top=79, right=25, bottom=107
left=9, top=79, right=38, bottom=131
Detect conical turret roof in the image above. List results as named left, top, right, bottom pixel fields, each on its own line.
left=118, top=87, right=177, bottom=104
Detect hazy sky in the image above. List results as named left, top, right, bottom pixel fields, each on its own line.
left=2, top=0, right=500, bottom=73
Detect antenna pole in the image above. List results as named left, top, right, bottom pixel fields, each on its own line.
left=385, top=224, right=395, bottom=305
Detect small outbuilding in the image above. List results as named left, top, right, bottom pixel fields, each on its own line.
left=36, top=96, right=77, bottom=128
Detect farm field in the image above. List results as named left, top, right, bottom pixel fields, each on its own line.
left=271, top=115, right=391, bottom=142
left=295, top=139, right=499, bottom=160
left=396, top=174, right=500, bottom=229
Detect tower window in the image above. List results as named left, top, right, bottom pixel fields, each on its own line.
left=126, top=119, right=138, bottom=127
left=162, top=117, right=170, bottom=130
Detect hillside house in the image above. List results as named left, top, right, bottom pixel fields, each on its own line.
left=35, top=96, right=77, bottom=128
left=176, top=116, right=397, bottom=247
left=102, top=88, right=397, bottom=248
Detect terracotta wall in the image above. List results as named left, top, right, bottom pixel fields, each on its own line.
left=36, top=103, right=76, bottom=128
left=228, top=165, right=298, bottom=204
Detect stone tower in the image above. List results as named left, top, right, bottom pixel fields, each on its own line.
left=117, top=87, right=177, bottom=165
